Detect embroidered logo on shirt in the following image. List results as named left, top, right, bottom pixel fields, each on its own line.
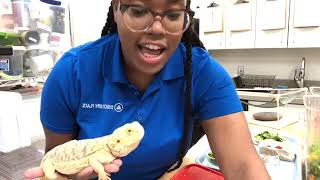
left=81, top=103, right=124, bottom=112
left=114, top=103, right=124, bottom=112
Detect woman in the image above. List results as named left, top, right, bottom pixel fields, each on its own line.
left=24, top=0, right=271, bottom=179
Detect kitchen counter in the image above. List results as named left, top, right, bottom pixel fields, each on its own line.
left=159, top=113, right=305, bottom=180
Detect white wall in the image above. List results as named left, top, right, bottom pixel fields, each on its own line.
left=69, top=0, right=111, bottom=46
left=210, top=48, right=320, bottom=81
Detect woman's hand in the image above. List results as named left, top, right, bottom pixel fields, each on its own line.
left=23, top=159, right=122, bottom=179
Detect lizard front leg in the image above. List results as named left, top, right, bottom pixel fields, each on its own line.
left=88, top=158, right=111, bottom=180
left=41, top=159, right=61, bottom=180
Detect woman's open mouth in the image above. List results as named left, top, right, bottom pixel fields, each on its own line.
left=138, top=44, right=166, bottom=64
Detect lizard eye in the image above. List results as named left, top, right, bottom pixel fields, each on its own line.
left=128, top=129, right=132, bottom=133
left=117, top=140, right=120, bottom=143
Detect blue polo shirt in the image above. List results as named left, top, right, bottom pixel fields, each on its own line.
left=40, top=33, right=243, bottom=179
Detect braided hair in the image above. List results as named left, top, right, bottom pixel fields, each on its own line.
left=101, top=0, right=205, bottom=172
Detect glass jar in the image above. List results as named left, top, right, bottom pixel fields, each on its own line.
left=304, top=95, right=320, bottom=180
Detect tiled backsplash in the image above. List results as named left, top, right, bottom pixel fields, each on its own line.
left=210, top=48, right=320, bottom=81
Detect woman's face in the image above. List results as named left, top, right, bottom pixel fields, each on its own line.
left=113, top=0, right=187, bottom=76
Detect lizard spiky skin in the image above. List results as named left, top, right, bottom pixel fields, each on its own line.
left=40, top=121, right=144, bottom=180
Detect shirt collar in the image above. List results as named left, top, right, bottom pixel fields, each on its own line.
left=103, top=34, right=185, bottom=83
left=159, top=44, right=185, bottom=81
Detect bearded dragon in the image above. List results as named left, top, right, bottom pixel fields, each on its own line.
left=40, top=121, right=144, bottom=180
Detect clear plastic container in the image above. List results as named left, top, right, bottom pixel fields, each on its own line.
left=0, top=0, right=15, bottom=30
left=11, top=0, right=32, bottom=28
left=304, top=95, right=320, bottom=180
left=246, top=88, right=307, bottom=129
left=0, top=46, right=25, bottom=81
left=310, top=87, right=320, bottom=96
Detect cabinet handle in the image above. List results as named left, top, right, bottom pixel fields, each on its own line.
left=40, top=0, right=61, bottom=6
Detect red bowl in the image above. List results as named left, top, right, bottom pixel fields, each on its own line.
left=170, top=164, right=224, bottom=180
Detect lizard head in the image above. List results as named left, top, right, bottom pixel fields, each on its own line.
left=107, top=121, right=145, bottom=157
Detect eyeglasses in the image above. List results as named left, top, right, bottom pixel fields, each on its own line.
left=117, top=1, right=194, bottom=35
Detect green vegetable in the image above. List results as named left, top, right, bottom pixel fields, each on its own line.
left=255, top=131, right=284, bottom=142
left=272, top=134, right=284, bottom=142
left=256, top=135, right=264, bottom=141
left=208, top=152, right=215, bottom=159
left=310, top=144, right=320, bottom=155
left=310, top=160, right=320, bottom=177
left=309, top=144, right=320, bottom=177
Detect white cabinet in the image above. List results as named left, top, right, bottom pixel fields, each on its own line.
left=199, top=0, right=257, bottom=49
left=255, top=0, right=290, bottom=48
left=0, top=92, right=31, bottom=153
left=226, top=0, right=257, bottom=49
left=199, top=0, right=320, bottom=49
left=0, top=92, right=43, bottom=152
left=199, top=0, right=226, bottom=49
left=22, top=96, right=43, bottom=141
left=288, top=0, right=320, bottom=48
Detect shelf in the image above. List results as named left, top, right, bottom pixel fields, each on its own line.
left=26, top=45, right=63, bottom=51
left=0, top=79, right=23, bottom=88
left=0, top=46, right=27, bottom=51
left=0, top=76, right=47, bottom=88
left=0, top=45, right=63, bottom=51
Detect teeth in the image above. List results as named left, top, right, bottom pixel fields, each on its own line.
left=145, top=45, right=162, bottom=50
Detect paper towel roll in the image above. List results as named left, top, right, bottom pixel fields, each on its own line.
left=20, top=31, right=41, bottom=45
left=26, top=54, right=54, bottom=75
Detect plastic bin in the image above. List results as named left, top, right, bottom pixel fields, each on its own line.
left=244, top=88, right=307, bottom=130
left=170, top=164, right=224, bottom=180
left=11, top=0, right=32, bottom=28
left=310, top=87, right=320, bottom=95
left=0, top=46, right=25, bottom=81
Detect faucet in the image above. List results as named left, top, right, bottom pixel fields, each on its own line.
left=294, top=57, right=306, bottom=88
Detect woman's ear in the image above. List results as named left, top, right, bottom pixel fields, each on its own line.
left=112, top=0, right=118, bottom=23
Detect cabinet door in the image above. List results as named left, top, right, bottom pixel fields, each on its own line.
left=226, top=0, right=257, bottom=49
left=255, top=0, right=290, bottom=48
left=288, top=0, right=320, bottom=48
left=22, top=96, right=43, bottom=141
left=199, top=0, right=226, bottom=49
